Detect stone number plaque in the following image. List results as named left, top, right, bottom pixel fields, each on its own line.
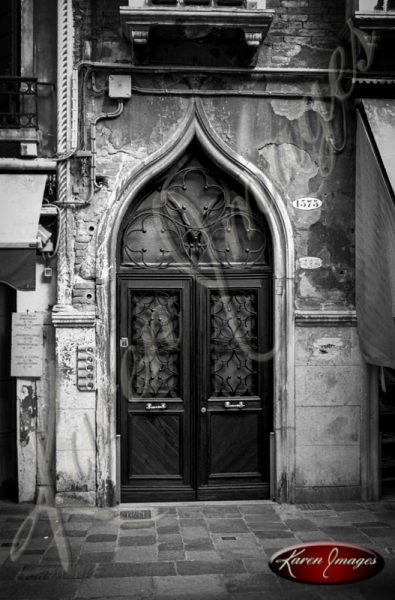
left=11, top=312, right=43, bottom=378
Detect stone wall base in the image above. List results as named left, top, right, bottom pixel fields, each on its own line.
left=295, top=486, right=362, bottom=504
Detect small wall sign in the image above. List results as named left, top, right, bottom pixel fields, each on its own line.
left=292, top=197, right=322, bottom=210
left=299, top=257, right=322, bottom=269
left=11, top=312, right=43, bottom=378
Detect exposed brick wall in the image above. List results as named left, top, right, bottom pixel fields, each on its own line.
left=73, top=0, right=129, bottom=62
left=73, top=1, right=346, bottom=67
left=72, top=280, right=96, bottom=306
left=265, top=0, right=345, bottom=66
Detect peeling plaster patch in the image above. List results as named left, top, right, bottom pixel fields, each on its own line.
left=272, top=42, right=301, bottom=66
left=293, top=208, right=322, bottom=230
left=299, top=272, right=322, bottom=299
left=313, top=337, right=345, bottom=359
left=296, top=44, right=335, bottom=71
left=19, top=384, right=37, bottom=447
left=74, top=218, right=98, bottom=279
left=258, top=142, right=319, bottom=198
left=99, top=96, right=191, bottom=159
left=270, top=96, right=309, bottom=121
left=270, top=89, right=332, bottom=122
left=79, top=256, right=96, bottom=280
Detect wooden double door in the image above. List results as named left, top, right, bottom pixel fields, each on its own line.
left=118, top=274, right=272, bottom=502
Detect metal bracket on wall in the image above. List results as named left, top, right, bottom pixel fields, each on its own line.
left=76, top=345, right=96, bottom=391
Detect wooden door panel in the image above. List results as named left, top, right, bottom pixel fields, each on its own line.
left=209, top=411, right=260, bottom=476
left=198, top=277, right=272, bottom=499
left=128, top=413, right=182, bottom=478
left=119, top=278, right=193, bottom=501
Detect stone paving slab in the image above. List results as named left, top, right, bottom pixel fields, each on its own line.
left=95, top=563, right=176, bottom=578
left=153, top=573, right=226, bottom=597
left=78, top=576, right=153, bottom=598
left=1, top=499, right=395, bottom=598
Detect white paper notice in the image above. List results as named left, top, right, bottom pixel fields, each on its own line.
left=11, top=312, right=43, bottom=378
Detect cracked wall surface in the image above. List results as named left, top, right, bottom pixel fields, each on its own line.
left=47, top=0, right=368, bottom=505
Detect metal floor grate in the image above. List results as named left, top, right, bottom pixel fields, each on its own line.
left=120, top=510, right=152, bottom=520
left=297, top=504, right=330, bottom=511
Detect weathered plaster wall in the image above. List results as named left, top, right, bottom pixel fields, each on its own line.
left=70, top=85, right=355, bottom=313
left=295, top=326, right=369, bottom=502
left=69, top=95, right=191, bottom=309
left=202, top=95, right=355, bottom=310
left=55, top=326, right=96, bottom=506
left=72, top=0, right=346, bottom=68
left=263, top=0, right=345, bottom=68
left=51, top=0, right=369, bottom=504
left=17, top=263, right=57, bottom=502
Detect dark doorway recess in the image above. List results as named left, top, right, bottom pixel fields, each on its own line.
left=0, top=283, right=17, bottom=500
left=117, top=145, right=273, bottom=501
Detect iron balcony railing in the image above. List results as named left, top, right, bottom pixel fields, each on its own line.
left=0, top=77, right=38, bottom=129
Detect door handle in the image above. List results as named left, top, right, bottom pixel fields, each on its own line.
left=145, top=402, right=167, bottom=411
left=224, top=401, right=245, bottom=409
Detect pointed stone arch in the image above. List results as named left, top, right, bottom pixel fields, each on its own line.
left=95, top=99, right=295, bottom=506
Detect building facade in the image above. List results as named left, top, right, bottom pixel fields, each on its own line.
left=0, top=0, right=394, bottom=507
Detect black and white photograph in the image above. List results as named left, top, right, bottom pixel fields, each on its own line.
left=1, top=0, right=395, bottom=598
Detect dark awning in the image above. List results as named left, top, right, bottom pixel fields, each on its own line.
left=356, top=100, right=395, bottom=368
left=0, top=174, right=46, bottom=291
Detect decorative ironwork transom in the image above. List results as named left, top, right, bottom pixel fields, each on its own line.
left=121, top=162, right=269, bottom=271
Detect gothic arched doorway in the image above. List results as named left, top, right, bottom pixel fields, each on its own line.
left=117, top=145, right=273, bottom=502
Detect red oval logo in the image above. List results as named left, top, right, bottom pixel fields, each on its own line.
left=269, top=542, right=384, bottom=585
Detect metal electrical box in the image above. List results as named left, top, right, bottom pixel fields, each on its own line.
left=108, top=75, right=132, bottom=99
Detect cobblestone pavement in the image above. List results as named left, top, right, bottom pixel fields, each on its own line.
left=1, top=500, right=395, bottom=599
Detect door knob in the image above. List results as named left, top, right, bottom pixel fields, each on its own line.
left=201, top=407, right=207, bottom=413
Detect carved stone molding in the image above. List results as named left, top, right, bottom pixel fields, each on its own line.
left=129, top=28, right=150, bottom=62
left=295, top=310, right=357, bottom=327
left=354, top=11, right=395, bottom=31
left=120, top=6, right=274, bottom=67
left=52, top=305, right=96, bottom=328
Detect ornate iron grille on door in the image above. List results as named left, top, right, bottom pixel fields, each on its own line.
left=210, top=289, right=259, bottom=398
left=130, top=290, right=181, bottom=399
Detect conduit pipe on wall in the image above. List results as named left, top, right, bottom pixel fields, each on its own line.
left=89, top=100, right=124, bottom=198
left=56, top=99, right=124, bottom=207
left=57, top=58, right=353, bottom=207
left=74, top=61, right=357, bottom=77
left=54, top=61, right=125, bottom=205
